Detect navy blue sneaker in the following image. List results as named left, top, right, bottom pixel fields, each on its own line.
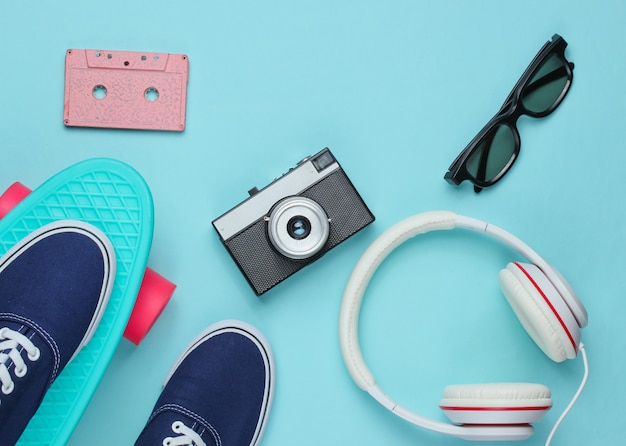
left=135, top=320, right=275, bottom=446
left=0, top=220, right=115, bottom=444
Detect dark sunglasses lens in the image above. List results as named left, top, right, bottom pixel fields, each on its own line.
left=466, top=124, right=515, bottom=184
left=521, top=54, right=569, bottom=114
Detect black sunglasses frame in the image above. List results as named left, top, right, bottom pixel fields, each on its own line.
left=444, top=34, right=574, bottom=193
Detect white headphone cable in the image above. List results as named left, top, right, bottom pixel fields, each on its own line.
left=545, top=342, right=588, bottom=446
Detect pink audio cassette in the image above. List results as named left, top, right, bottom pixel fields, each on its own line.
left=63, top=49, right=189, bottom=131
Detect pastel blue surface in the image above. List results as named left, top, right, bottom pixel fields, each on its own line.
left=1, top=1, right=624, bottom=445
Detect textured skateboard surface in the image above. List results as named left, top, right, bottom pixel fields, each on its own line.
left=0, top=158, right=153, bottom=445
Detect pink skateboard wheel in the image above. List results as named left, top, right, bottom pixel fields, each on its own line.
left=124, top=268, right=176, bottom=345
left=0, top=182, right=32, bottom=219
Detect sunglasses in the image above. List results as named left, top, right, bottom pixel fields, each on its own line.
left=444, top=34, right=574, bottom=193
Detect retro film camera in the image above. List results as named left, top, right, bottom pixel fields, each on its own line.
left=212, top=148, right=375, bottom=295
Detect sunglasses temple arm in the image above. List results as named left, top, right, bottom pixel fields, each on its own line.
left=499, top=61, right=539, bottom=112
left=497, top=41, right=560, bottom=112
left=523, top=63, right=573, bottom=98
left=471, top=130, right=497, bottom=193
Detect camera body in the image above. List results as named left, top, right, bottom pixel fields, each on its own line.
left=212, top=148, right=375, bottom=295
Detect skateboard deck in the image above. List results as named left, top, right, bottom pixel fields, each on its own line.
left=0, top=158, right=154, bottom=445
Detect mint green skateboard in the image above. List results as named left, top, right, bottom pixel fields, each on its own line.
left=0, top=158, right=175, bottom=445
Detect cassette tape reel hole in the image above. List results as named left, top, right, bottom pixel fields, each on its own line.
left=92, top=85, right=107, bottom=100
left=144, top=87, right=159, bottom=102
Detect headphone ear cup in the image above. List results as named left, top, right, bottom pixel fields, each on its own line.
left=499, top=262, right=579, bottom=362
left=440, top=383, right=552, bottom=425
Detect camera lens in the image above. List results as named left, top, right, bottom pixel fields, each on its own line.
left=267, top=197, right=330, bottom=260
left=287, top=216, right=311, bottom=240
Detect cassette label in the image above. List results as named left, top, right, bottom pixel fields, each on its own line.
left=63, top=49, right=189, bottom=131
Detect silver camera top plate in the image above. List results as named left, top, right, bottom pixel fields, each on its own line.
left=213, top=149, right=340, bottom=241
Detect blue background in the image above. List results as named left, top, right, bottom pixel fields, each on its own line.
left=1, top=1, right=624, bottom=445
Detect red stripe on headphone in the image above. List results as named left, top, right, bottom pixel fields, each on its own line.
left=513, top=262, right=577, bottom=354
left=439, top=405, right=552, bottom=411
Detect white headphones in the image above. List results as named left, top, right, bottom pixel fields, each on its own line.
left=339, top=211, right=588, bottom=442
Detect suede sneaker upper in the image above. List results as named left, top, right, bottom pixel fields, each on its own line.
left=0, top=220, right=115, bottom=445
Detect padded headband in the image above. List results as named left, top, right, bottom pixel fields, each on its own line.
left=338, top=210, right=587, bottom=440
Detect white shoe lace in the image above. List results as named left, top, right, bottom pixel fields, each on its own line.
left=0, top=327, right=41, bottom=398
left=163, top=420, right=207, bottom=446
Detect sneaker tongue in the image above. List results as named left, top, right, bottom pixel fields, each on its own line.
left=136, top=408, right=219, bottom=446
left=0, top=321, right=56, bottom=444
